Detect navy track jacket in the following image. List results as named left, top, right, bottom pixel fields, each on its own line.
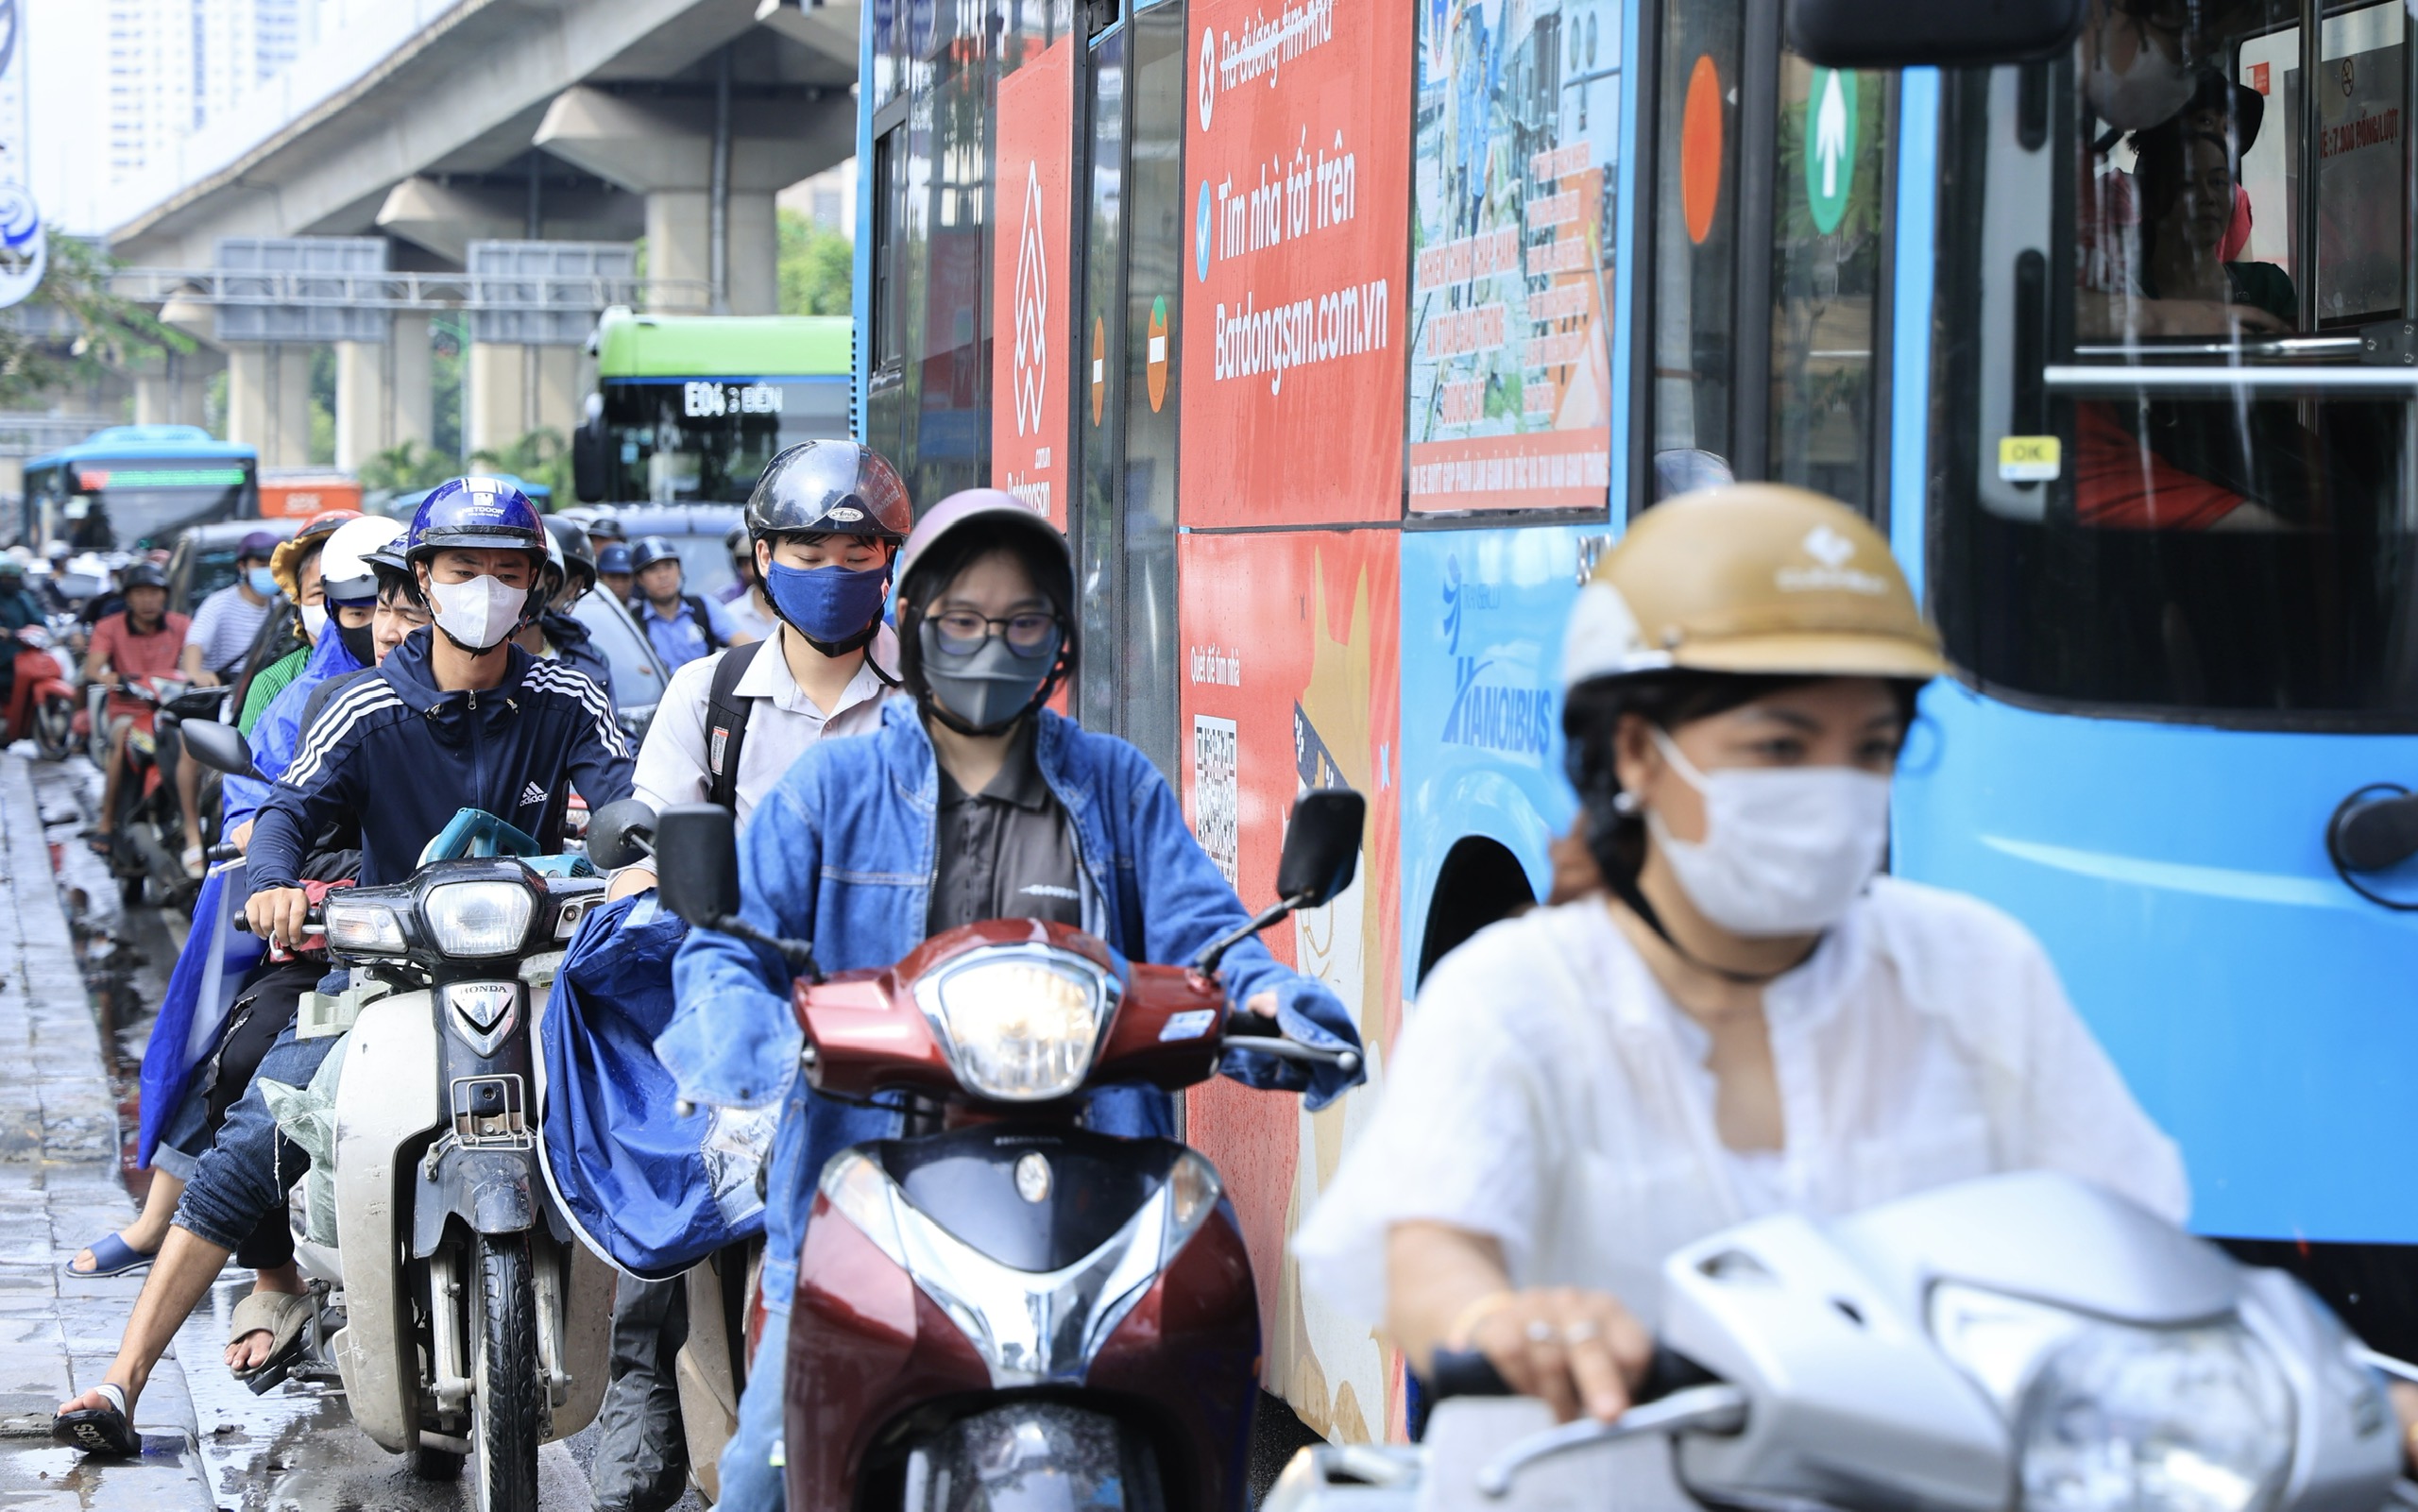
left=247, top=629, right=636, bottom=891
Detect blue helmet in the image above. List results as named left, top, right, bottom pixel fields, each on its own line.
left=596, top=542, right=634, bottom=576
left=404, top=477, right=549, bottom=569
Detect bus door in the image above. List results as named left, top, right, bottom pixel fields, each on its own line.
left=1914, top=2, right=2418, bottom=1349
left=1072, top=0, right=1185, bottom=775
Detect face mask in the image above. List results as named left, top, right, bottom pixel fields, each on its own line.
left=337, top=618, right=376, bottom=667
left=425, top=574, right=528, bottom=652
left=765, top=559, right=890, bottom=652
left=2084, top=18, right=2193, bottom=130
left=917, top=618, right=1059, bottom=734
left=298, top=603, right=329, bottom=643
left=247, top=567, right=278, bottom=597
left=1644, top=727, right=1892, bottom=937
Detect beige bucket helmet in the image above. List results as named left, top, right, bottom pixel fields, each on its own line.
left=1560, top=484, right=1949, bottom=689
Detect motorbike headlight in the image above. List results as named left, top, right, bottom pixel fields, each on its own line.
left=917, top=948, right=1116, bottom=1102
left=421, top=881, right=536, bottom=958
left=322, top=895, right=407, bottom=954
left=1934, top=1284, right=2294, bottom=1512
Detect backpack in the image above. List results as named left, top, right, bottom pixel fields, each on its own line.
left=702, top=639, right=765, bottom=813
left=682, top=594, right=724, bottom=654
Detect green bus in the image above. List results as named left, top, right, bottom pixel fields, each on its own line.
left=570, top=308, right=855, bottom=507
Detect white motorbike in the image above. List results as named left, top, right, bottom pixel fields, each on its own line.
left=184, top=721, right=617, bottom=1512
left=1269, top=1172, right=2412, bottom=1512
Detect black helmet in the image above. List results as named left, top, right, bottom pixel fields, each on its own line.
left=583, top=515, right=627, bottom=545
left=121, top=561, right=169, bottom=591
left=630, top=535, right=682, bottom=574
left=724, top=524, right=747, bottom=557
left=544, top=517, right=597, bottom=598
left=744, top=440, right=911, bottom=545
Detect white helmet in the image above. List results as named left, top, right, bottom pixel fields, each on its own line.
left=319, top=516, right=407, bottom=605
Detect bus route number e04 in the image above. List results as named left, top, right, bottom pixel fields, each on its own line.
left=683, top=382, right=786, bottom=419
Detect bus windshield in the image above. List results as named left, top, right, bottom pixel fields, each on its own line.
left=1936, top=0, right=2414, bottom=722
left=30, top=456, right=257, bottom=552
left=598, top=377, right=852, bottom=503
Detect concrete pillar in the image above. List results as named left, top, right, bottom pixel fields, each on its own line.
left=273, top=346, right=313, bottom=469
left=133, top=372, right=173, bottom=426
left=645, top=191, right=711, bottom=314
left=226, top=346, right=270, bottom=453
left=726, top=192, right=777, bottom=317
left=468, top=341, right=526, bottom=457
left=334, top=338, right=385, bottom=472
left=533, top=345, right=581, bottom=440
left=392, top=314, right=434, bottom=452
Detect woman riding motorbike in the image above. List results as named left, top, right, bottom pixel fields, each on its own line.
left=1294, top=484, right=2189, bottom=1427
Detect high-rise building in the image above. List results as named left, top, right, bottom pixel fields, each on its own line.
left=105, top=0, right=306, bottom=186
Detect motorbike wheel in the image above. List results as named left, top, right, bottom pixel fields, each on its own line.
left=405, top=1442, right=464, bottom=1482
left=470, top=1234, right=543, bottom=1512
left=32, top=694, right=72, bottom=762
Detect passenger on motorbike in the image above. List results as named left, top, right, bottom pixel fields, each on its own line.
left=579, top=440, right=909, bottom=1512
left=52, top=478, right=636, bottom=1459
left=1294, top=484, right=2189, bottom=1427
left=0, top=558, right=48, bottom=718
left=530, top=515, right=616, bottom=703
left=233, top=508, right=362, bottom=737
left=84, top=561, right=190, bottom=858
left=662, top=489, right=1363, bottom=1511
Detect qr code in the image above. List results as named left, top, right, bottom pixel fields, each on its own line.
left=1193, top=715, right=1240, bottom=888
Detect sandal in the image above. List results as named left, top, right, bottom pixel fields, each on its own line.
left=83, top=832, right=111, bottom=858
left=53, top=1382, right=141, bottom=1457
left=62, top=1232, right=154, bottom=1279
left=228, top=1289, right=314, bottom=1393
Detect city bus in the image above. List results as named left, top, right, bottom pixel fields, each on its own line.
left=20, top=424, right=259, bottom=552
left=855, top=0, right=2418, bottom=1446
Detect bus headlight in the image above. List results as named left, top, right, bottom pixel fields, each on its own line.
left=916, top=947, right=1116, bottom=1102
left=422, top=882, right=535, bottom=959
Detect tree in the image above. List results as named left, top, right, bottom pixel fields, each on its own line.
left=357, top=440, right=458, bottom=496
left=778, top=211, right=853, bottom=317
left=0, top=236, right=192, bottom=409
left=470, top=428, right=570, bottom=504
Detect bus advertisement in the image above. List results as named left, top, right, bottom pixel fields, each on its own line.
left=860, top=0, right=2418, bottom=1444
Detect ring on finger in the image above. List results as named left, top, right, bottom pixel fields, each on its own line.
left=1562, top=1321, right=1601, bottom=1345
left=1524, top=1318, right=1558, bottom=1345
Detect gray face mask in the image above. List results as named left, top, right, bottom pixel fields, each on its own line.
left=917, top=618, right=1061, bottom=734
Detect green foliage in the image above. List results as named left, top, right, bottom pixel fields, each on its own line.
left=778, top=211, right=854, bottom=317
left=0, top=236, right=193, bottom=410
left=357, top=439, right=457, bottom=495
left=470, top=429, right=569, bottom=504
left=430, top=316, right=465, bottom=462
left=308, top=344, right=336, bottom=466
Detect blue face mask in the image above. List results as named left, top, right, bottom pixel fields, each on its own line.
left=764, top=558, right=891, bottom=651
left=246, top=567, right=277, bottom=597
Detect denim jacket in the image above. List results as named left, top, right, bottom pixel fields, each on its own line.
left=662, top=701, right=1362, bottom=1310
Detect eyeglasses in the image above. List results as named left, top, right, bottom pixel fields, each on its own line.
left=929, top=608, right=1060, bottom=658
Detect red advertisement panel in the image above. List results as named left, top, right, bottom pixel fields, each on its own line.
left=1179, top=0, right=1414, bottom=528
left=990, top=39, right=1077, bottom=524
left=1178, top=531, right=1404, bottom=1441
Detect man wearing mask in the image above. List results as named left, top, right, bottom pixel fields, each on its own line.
left=629, top=535, right=740, bottom=671
left=52, top=478, right=634, bottom=1458
left=85, top=562, right=190, bottom=858
left=182, top=531, right=281, bottom=689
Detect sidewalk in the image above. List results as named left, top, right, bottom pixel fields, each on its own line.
left=0, top=752, right=212, bottom=1511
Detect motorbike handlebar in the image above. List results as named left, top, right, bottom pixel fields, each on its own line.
left=1219, top=1007, right=1362, bottom=1077
left=1423, top=1345, right=1718, bottom=1409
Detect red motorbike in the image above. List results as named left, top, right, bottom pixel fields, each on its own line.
left=639, top=790, right=1366, bottom=1512
left=5, top=622, right=77, bottom=760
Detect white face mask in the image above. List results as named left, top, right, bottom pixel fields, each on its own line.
left=1644, top=727, right=1893, bottom=938
left=425, top=574, right=527, bottom=651
left=298, top=603, right=328, bottom=643
left=2084, top=15, right=2193, bottom=130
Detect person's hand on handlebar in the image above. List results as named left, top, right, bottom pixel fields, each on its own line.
left=245, top=885, right=313, bottom=950
left=1391, top=1221, right=1653, bottom=1425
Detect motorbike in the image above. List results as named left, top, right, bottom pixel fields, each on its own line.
left=101, top=674, right=194, bottom=908
left=4, top=622, right=78, bottom=760
left=636, top=787, right=1369, bottom=1512
left=181, top=719, right=619, bottom=1512
left=1265, top=1170, right=2415, bottom=1512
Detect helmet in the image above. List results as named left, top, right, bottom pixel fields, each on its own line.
left=403, top=477, right=549, bottom=569
left=0, top=559, right=25, bottom=585
left=318, top=517, right=406, bottom=606
left=536, top=518, right=569, bottom=605
left=1559, top=484, right=1947, bottom=692
left=236, top=530, right=281, bottom=563
left=544, top=517, right=597, bottom=597
left=724, top=524, right=748, bottom=557
left=44, top=541, right=67, bottom=563
left=629, top=535, right=682, bottom=574
left=121, top=561, right=169, bottom=592
left=273, top=506, right=363, bottom=596
left=894, top=489, right=1067, bottom=605
left=583, top=515, right=627, bottom=545
left=596, top=541, right=634, bottom=577
left=744, top=440, right=911, bottom=544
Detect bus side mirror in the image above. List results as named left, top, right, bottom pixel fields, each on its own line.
left=1787, top=0, right=2083, bottom=67
left=572, top=410, right=607, bottom=504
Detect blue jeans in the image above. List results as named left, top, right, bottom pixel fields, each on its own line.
left=718, top=1302, right=789, bottom=1512
left=173, top=1023, right=338, bottom=1252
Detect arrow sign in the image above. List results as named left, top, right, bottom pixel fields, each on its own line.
left=1806, top=67, right=1858, bottom=236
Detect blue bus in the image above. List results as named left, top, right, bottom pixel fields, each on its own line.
left=21, top=424, right=260, bottom=552
left=857, top=0, right=2418, bottom=1440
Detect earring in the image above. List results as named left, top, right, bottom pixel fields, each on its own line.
left=1611, top=790, right=1641, bottom=816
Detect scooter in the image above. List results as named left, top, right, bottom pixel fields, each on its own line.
left=182, top=720, right=619, bottom=1512
left=102, top=674, right=192, bottom=908
left=4, top=622, right=77, bottom=760
left=641, top=788, right=1369, bottom=1511
left=1266, top=1171, right=2413, bottom=1512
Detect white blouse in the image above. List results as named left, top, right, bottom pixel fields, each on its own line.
left=1292, top=878, right=2188, bottom=1329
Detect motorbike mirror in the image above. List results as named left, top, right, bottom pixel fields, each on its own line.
left=653, top=804, right=741, bottom=929
left=1276, top=789, right=1365, bottom=908
left=166, top=687, right=229, bottom=722
left=586, top=798, right=658, bottom=872
left=1786, top=0, right=2084, bottom=67
left=179, top=719, right=262, bottom=781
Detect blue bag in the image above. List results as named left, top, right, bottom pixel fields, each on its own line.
left=536, top=891, right=773, bottom=1280
left=137, top=862, right=267, bottom=1166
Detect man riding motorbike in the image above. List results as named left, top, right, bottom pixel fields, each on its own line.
left=232, top=508, right=362, bottom=736
left=535, top=515, right=616, bottom=703
left=0, top=558, right=49, bottom=720
left=1292, top=484, right=2188, bottom=1427
left=52, top=477, right=636, bottom=1458
left=84, top=561, right=189, bottom=858
left=629, top=535, right=741, bottom=670
left=661, top=489, right=1363, bottom=1510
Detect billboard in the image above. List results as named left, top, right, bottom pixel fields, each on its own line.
left=991, top=37, right=1077, bottom=521
left=1180, top=0, right=1414, bottom=528
left=1405, top=0, right=1620, bottom=515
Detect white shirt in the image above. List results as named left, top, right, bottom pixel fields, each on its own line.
left=724, top=591, right=776, bottom=645
left=631, top=621, right=899, bottom=829
left=1292, top=878, right=2188, bottom=1330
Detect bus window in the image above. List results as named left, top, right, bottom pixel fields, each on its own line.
left=1937, top=0, right=2414, bottom=716
left=598, top=378, right=852, bottom=504
left=1650, top=0, right=1744, bottom=479
left=1075, top=25, right=1126, bottom=731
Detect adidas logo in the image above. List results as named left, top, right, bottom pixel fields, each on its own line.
left=519, top=782, right=548, bottom=809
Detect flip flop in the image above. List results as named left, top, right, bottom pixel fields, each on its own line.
left=228, top=1289, right=314, bottom=1392
left=63, top=1232, right=154, bottom=1279
left=53, top=1381, right=141, bottom=1457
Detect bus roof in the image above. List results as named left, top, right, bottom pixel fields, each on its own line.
left=26, top=425, right=257, bottom=470
left=593, top=311, right=852, bottom=381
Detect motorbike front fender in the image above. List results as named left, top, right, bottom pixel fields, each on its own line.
left=331, top=989, right=442, bottom=1455
left=410, top=1147, right=538, bottom=1258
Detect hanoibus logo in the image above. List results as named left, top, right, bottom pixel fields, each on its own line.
left=1197, top=26, right=1217, bottom=131
left=1012, top=163, right=1050, bottom=438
